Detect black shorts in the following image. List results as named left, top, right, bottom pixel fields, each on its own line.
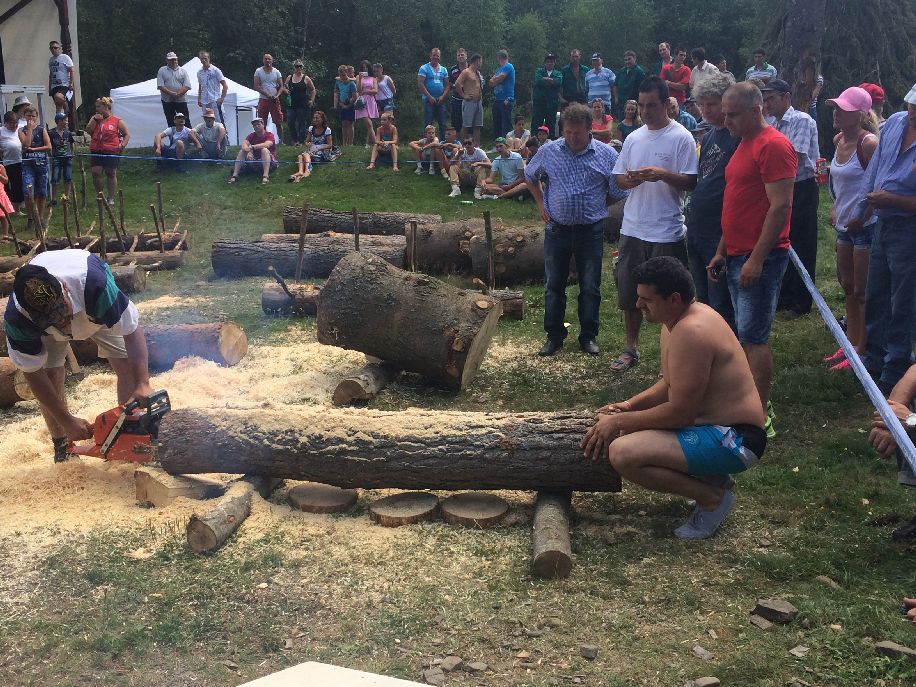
left=50, top=85, right=69, bottom=98
left=90, top=152, right=121, bottom=171
left=5, top=162, right=23, bottom=203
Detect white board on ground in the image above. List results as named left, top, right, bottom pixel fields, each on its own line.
left=238, top=661, right=425, bottom=686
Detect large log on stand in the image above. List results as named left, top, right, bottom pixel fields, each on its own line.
left=282, top=207, right=441, bottom=235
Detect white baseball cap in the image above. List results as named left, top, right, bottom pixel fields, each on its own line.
left=905, top=83, right=916, bottom=106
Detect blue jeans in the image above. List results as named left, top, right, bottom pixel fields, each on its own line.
left=544, top=220, right=605, bottom=342
left=726, top=249, right=789, bottom=345
left=287, top=106, right=311, bottom=144
left=863, top=215, right=916, bottom=389
left=423, top=100, right=447, bottom=139
left=687, top=231, right=735, bottom=331
left=492, top=99, right=514, bottom=139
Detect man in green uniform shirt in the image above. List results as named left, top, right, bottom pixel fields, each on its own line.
left=532, top=53, right=563, bottom=138
left=616, top=50, right=646, bottom=120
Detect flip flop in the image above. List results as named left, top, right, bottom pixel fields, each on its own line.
left=227, top=176, right=238, bottom=184
left=609, top=348, right=640, bottom=373
left=288, top=174, right=298, bottom=182
left=366, top=163, right=375, bottom=170
left=261, top=176, right=270, bottom=185
left=824, top=347, right=845, bottom=363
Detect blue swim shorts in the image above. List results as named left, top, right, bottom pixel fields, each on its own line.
left=676, top=423, right=767, bottom=475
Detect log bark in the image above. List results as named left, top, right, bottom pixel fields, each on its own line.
left=282, top=207, right=441, bottom=235
left=490, top=289, right=524, bottom=320
left=1, top=263, right=147, bottom=298
left=212, top=235, right=406, bottom=279
left=317, top=251, right=501, bottom=390
left=332, top=361, right=402, bottom=406
left=531, top=491, right=573, bottom=579
left=261, top=283, right=321, bottom=317
left=185, top=475, right=277, bottom=554
left=469, top=226, right=547, bottom=285
left=157, top=407, right=622, bottom=492
left=37, top=232, right=188, bottom=253
left=0, top=357, right=34, bottom=407
left=414, top=218, right=485, bottom=274
left=767, top=0, right=828, bottom=111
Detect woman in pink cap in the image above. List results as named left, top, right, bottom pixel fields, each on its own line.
left=824, top=86, right=880, bottom=370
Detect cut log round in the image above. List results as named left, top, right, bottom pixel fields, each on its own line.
left=288, top=482, right=358, bottom=514
left=531, top=491, right=573, bottom=579
left=469, top=227, right=546, bottom=285
left=441, top=492, right=509, bottom=528
left=0, top=357, right=34, bottom=407
left=369, top=492, right=440, bottom=527
left=317, top=251, right=501, bottom=390
left=261, top=283, right=321, bottom=317
left=185, top=475, right=279, bottom=554
left=157, top=407, right=622, bottom=492
left=332, top=361, right=402, bottom=406
left=282, top=207, right=441, bottom=235
left=212, top=235, right=406, bottom=279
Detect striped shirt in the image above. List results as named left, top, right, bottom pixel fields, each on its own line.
left=745, top=63, right=777, bottom=81
left=770, top=106, right=819, bottom=181
left=585, top=67, right=616, bottom=107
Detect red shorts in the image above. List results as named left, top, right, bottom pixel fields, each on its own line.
left=257, top=98, right=284, bottom=124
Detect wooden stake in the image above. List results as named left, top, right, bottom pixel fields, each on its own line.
left=156, top=181, right=164, bottom=232
left=483, top=210, right=495, bottom=291
left=0, top=206, right=21, bottom=256
left=295, top=203, right=308, bottom=283
left=103, top=200, right=127, bottom=252
left=149, top=205, right=165, bottom=253
left=96, top=194, right=107, bottom=261
left=61, top=195, right=74, bottom=247
left=352, top=207, right=360, bottom=251
left=79, top=155, right=86, bottom=209
left=408, top=220, right=418, bottom=272
left=28, top=186, right=46, bottom=252
left=72, top=191, right=82, bottom=236
left=118, top=189, right=126, bottom=238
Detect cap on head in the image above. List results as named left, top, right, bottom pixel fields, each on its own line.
left=203, top=107, right=215, bottom=118
left=494, top=136, right=507, bottom=144
left=166, top=51, right=178, bottom=60
left=858, top=82, right=885, bottom=105
left=537, top=125, right=550, bottom=133
left=13, top=95, right=31, bottom=108
left=826, top=87, right=872, bottom=113
left=905, top=83, right=916, bottom=106
left=173, top=112, right=185, bottom=120
left=545, top=52, right=557, bottom=61
left=759, top=78, right=791, bottom=94
left=591, top=52, right=602, bottom=61
left=13, top=265, right=67, bottom=331
left=54, top=112, right=67, bottom=122
left=251, top=116, right=264, bottom=124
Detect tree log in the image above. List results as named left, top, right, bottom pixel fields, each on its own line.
left=105, top=250, right=185, bottom=270
left=38, top=232, right=188, bottom=253
left=531, top=491, right=573, bottom=579
left=1, top=263, right=148, bottom=298
left=282, top=207, right=441, bottom=235
left=157, top=407, right=622, bottom=492
left=185, top=475, right=278, bottom=554
left=261, top=283, right=322, bottom=317
left=413, top=218, right=485, bottom=274
left=490, top=289, right=524, bottom=320
left=0, top=357, right=34, bottom=407
left=469, top=226, right=548, bottom=285
left=332, top=361, right=402, bottom=406
left=317, top=251, right=500, bottom=390
left=211, top=235, right=406, bottom=279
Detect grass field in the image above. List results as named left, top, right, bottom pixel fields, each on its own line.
left=0, top=145, right=913, bottom=687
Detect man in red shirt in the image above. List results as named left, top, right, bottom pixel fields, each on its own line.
left=661, top=48, right=691, bottom=105
left=707, top=82, right=796, bottom=437
left=228, top=117, right=278, bottom=184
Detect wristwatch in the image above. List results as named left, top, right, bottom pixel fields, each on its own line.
left=905, top=413, right=916, bottom=430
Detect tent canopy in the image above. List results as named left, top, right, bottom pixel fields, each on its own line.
left=110, top=57, right=276, bottom=148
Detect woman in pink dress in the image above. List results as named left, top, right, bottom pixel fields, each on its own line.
left=0, top=163, right=14, bottom=237
left=355, top=59, right=379, bottom=149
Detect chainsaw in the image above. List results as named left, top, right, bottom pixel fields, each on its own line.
left=71, top=390, right=170, bottom=463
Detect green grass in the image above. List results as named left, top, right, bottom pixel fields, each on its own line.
left=1, top=153, right=914, bottom=686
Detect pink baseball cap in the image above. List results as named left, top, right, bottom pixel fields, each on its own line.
left=826, top=87, right=872, bottom=113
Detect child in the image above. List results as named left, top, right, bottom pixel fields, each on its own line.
left=289, top=110, right=334, bottom=182
left=505, top=115, right=530, bottom=153
left=48, top=112, right=74, bottom=206
left=435, top=126, right=462, bottom=180
left=367, top=112, right=399, bottom=171
left=334, top=64, right=357, bottom=147
left=409, top=125, right=440, bottom=175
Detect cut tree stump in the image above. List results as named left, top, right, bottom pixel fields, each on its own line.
left=0, top=357, right=34, bottom=407
left=157, top=407, right=622, bottom=492
left=211, top=235, right=406, bottom=279
left=135, top=466, right=226, bottom=507
left=185, top=475, right=280, bottom=554
left=317, top=251, right=501, bottom=390
left=469, top=226, right=547, bottom=285
left=441, top=492, right=509, bottom=528
left=287, top=482, right=358, bottom=514
left=0, top=264, right=146, bottom=298
left=332, top=361, right=402, bottom=406
left=282, top=207, right=440, bottom=235
left=531, top=491, right=573, bottom=579
left=369, top=492, right=440, bottom=527
left=261, top=283, right=321, bottom=317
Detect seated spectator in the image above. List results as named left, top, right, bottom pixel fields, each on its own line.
left=617, top=99, right=642, bottom=140
left=154, top=113, right=200, bottom=172
left=535, top=125, right=550, bottom=146
left=590, top=97, right=615, bottom=143
left=480, top=137, right=527, bottom=200
left=367, top=112, right=400, bottom=171
left=446, top=138, right=490, bottom=198
left=668, top=97, right=697, bottom=131
left=505, top=115, right=530, bottom=153
left=684, top=97, right=703, bottom=125
left=228, top=117, right=277, bottom=185
left=290, top=110, right=334, bottom=182
left=193, top=108, right=227, bottom=159
left=409, top=125, right=440, bottom=175
left=435, top=126, right=462, bottom=180
left=523, top=136, right=540, bottom=160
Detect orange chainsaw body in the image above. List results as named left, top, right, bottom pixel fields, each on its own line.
left=71, top=390, right=170, bottom=462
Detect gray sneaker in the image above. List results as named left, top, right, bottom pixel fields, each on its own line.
left=674, top=490, right=735, bottom=540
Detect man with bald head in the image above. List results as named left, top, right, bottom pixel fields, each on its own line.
left=706, top=82, right=797, bottom=437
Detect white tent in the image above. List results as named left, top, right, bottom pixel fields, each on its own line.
left=110, top=57, right=277, bottom=148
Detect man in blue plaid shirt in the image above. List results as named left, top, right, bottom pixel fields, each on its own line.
left=525, top=102, right=628, bottom=356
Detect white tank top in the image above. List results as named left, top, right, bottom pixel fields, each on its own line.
left=829, top=134, right=877, bottom=231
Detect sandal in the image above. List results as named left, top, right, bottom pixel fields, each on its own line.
left=227, top=176, right=238, bottom=184
left=261, top=176, right=270, bottom=185
left=609, top=347, right=640, bottom=373
left=366, top=163, right=375, bottom=170
left=823, top=347, right=845, bottom=364
left=288, top=174, right=299, bottom=182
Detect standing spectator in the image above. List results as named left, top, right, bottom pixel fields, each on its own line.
left=716, top=56, right=735, bottom=80
left=284, top=60, right=315, bottom=146
left=532, top=53, right=563, bottom=138
left=707, top=82, right=796, bottom=437
left=611, top=76, right=698, bottom=372
left=47, top=41, right=73, bottom=115
left=449, top=137, right=491, bottom=198
left=489, top=49, right=516, bottom=139
left=524, top=102, right=628, bottom=356
left=417, top=48, right=450, bottom=140
left=290, top=111, right=334, bottom=181
left=1, top=111, right=24, bottom=215
left=12, top=97, right=29, bottom=129
left=652, top=42, right=673, bottom=76
left=334, top=64, right=357, bottom=147
left=367, top=112, right=399, bottom=172
left=660, top=48, right=691, bottom=105
left=48, top=112, right=74, bottom=204
left=85, top=97, right=129, bottom=206
left=560, top=49, right=588, bottom=116
left=668, top=97, right=697, bottom=131
left=197, top=51, right=228, bottom=123
left=745, top=49, right=777, bottom=83
left=850, top=83, right=916, bottom=394
left=228, top=117, right=277, bottom=185
left=824, top=87, right=878, bottom=370
left=18, top=107, right=51, bottom=228
left=479, top=137, right=526, bottom=199
left=454, top=53, right=484, bottom=147
left=689, top=47, right=718, bottom=93
left=254, top=53, right=285, bottom=140
left=157, top=52, right=192, bottom=127
left=153, top=113, right=200, bottom=173
left=617, top=100, right=642, bottom=140
left=615, top=51, right=646, bottom=120
left=0, top=162, right=13, bottom=237
left=760, top=79, right=820, bottom=315
left=590, top=98, right=614, bottom=143
left=448, top=48, right=469, bottom=131
left=686, top=71, right=738, bottom=330
left=585, top=53, right=615, bottom=115
left=193, top=108, right=227, bottom=160
left=859, top=83, right=886, bottom=128
left=374, top=63, right=396, bottom=114
left=355, top=60, right=379, bottom=149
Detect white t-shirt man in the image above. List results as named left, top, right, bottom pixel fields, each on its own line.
left=612, top=120, right=698, bottom=242
left=49, top=53, right=74, bottom=89
left=255, top=66, right=283, bottom=98
left=197, top=64, right=226, bottom=104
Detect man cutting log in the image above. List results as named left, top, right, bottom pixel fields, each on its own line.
left=3, top=249, right=153, bottom=462
left=581, top=256, right=766, bottom=539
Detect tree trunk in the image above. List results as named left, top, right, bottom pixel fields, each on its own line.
left=489, top=289, right=524, bottom=320
left=332, top=360, right=402, bottom=405
left=317, top=251, right=501, bottom=390
left=211, top=236, right=405, bottom=279
left=531, top=491, right=573, bottom=579
left=413, top=218, right=485, bottom=274
left=282, top=206, right=441, bottom=235
left=185, top=475, right=278, bottom=554
left=261, top=283, right=321, bottom=317
left=37, top=232, right=188, bottom=253
left=157, top=407, right=622, bottom=492
left=0, top=357, right=34, bottom=407
left=469, top=226, right=547, bottom=285
left=767, top=0, right=828, bottom=110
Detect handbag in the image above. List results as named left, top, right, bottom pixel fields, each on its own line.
left=354, top=95, right=366, bottom=110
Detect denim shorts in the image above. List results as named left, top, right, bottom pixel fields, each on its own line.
left=726, top=248, right=789, bottom=345
left=51, top=156, right=72, bottom=183
left=835, top=224, right=875, bottom=250
left=21, top=160, right=48, bottom=198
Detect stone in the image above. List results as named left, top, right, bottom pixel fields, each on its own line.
left=749, top=614, right=775, bottom=632
left=789, top=645, right=810, bottom=658
left=465, top=661, right=488, bottom=672
left=580, top=644, right=598, bottom=660
left=440, top=656, right=463, bottom=672
left=544, top=617, right=564, bottom=628
left=515, top=651, right=531, bottom=659
left=874, top=640, right=916, bottom=661
left=422, top=667, right=445, bottom=685
left=692, top=645, right=714, bottom=661
left=752, top=598, right=799, bottom=624
left=814, top=575, right=841, bottom=590
left=686, top=679, right=721, bottom=687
